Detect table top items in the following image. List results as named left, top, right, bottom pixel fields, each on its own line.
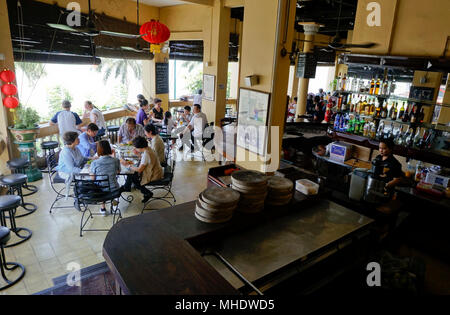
left=195, top=186, right=240, bottom=223
left=231, top=170, right=268, bottom=214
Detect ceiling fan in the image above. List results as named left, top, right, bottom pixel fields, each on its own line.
left=297, top=0, right=377, bottom=52
left=47, top=0, right=144, bottom=39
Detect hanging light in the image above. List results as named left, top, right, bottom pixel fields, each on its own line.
left=1, top=83, right=18, bottom=96
left=0, top=69, right=16, bottom=83
left=140, top=20, right=171, bottom=54
left=3, top=96, right=19, bottom=109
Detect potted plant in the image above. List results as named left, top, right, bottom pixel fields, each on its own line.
left=8, top=104, right=41, bottom=143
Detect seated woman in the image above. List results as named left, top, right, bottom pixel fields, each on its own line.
left=162, top=111, right=175, bottom=135
left=118, top=118, right=146, bottom=144
left=90, top=140, right=121, bottom=215
left=144, top=123, right=166, bottom=165
left=120, top=136, right=164, bottom=203
left=57, top=131, right=90, bottom=198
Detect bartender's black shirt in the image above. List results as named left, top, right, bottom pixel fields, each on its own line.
left=374, top=154, right=403, bottom=183
left=152, top=107, right=164, bottom=120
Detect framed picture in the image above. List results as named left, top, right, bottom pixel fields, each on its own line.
left=236, top=88, right=271, bottom=156
left=203, top=74, right=215, bottom=101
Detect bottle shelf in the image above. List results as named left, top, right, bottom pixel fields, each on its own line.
left=333, top=90, right=438, bottom=106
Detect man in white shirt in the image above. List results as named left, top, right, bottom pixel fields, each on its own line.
left=50, top=100, right=83, bottom=136
left=193, top=89, right=202, bottom=106
left=179, top=104, right=207, bottom=152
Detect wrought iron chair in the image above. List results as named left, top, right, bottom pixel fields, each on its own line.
left=46, top=149, right=77, bottom=214
left=200, top=122, right=216, bottom=161
left=141, top=159, right=176, bottom=214
left=73, top=175, right=122, bottom=237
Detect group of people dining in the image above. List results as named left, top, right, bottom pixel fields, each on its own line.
left=51, top=93, right=208, bottom=213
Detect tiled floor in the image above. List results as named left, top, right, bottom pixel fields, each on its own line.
left=1, top=153, right=219, bottom=295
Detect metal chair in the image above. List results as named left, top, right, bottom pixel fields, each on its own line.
left=0, top=226, right=25, bottom=291
left=0, top=195, right=32, bottom=248
left=46, top=149, right=77, bottom=214
left=141, top=159, right=176, bottom=214
left=107, top=126, right=120, bottom=144
left=200, top=122, right=216, bottom=161
left=0, top=174, right=37, bottom=218
left=7, top=157, right=38, bottom=196
left=73, top=175, right=122, bottom=237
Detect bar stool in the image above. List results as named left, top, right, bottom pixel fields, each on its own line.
left=107, top=126, right=120, bottom=144
left=0, top=174, right=37, bottom=218
left=0, top=195, right=32, bottom=248
left=7, top=158, right=38, bottom=197
left=0, top=226, right=25, bottom=291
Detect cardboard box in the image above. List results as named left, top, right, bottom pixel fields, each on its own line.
left=329, top=142, right=353, bottom=163
left=425, top=173, right=450, bottom=188
left=352, top=144, right=371, bottom=162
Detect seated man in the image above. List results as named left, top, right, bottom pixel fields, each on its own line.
left=118, top=118, right=146, bottom=144
left=179, top=104, right=207, bottom=152
left=180, top=106, right=193, bottom=125
left=50, top=100, right=83, bottom=136
left=144, top=124, right=166, bottom=165
left=78, top=123, right=99, bottom=158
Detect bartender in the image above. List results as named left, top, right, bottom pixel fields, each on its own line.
left=373, top=138, right=403, bottom=193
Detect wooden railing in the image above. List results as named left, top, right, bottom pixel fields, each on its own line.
left=35, top=108, right=133, bottom=156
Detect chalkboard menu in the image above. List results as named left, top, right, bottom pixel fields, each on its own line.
left=296, top=53, right=317, bottom=79
left=155, top=63, right=169, bottom=95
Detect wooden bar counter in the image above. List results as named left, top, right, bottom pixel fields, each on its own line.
left=103, top=190, right=374, bottom=295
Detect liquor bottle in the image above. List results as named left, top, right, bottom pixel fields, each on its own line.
left=402, top=103, right=410, bottom=122
left=347, top=94, right=352, bottom=109
left=347, top=116, right=355, bottom=133
left=396, top=125, right=404, bottom=145
left=375, top=77, right=381, bottom=95
left=369, top=98, right=376, bottom=116
left=363, top=98, right=369, bottom=116
left=392, top=124, right=400, bottom=139
left=376, top=121, right=385, bottom=139
left=398, top=102, right=406, bottom=120
left=413, top=128, right=422, bottom=148
left=387, top=102, right=394, bottom=119
left=363, top=120, right=370, bottom=137
left=390, top=77, right=396, bottom=95
left=382, top=75, right=389, bottom=95
left=391, top=102, right=398, bottom=120
left=334, top=113, right=341, bottom=131
left=374, top=99, right=381, bottom=118
left=381, top=100, right=388, bottom=118
left=359, top=117, right=366, bottom=135
left=339, top=113, right=346, bottom=131
left=418, top=107, right=425, bottom=123
left=370, top=122, right=377, bottom=139
left=404, top=128, right=413, bottom=147
left=341, top=73, right=347, bottom=91
left=337, top=94, right=343, bottom=111
left=369, top=77, right=376, bottom=95
left=337, top=73, right=342, bottom=91
left=351, top=77, right=358, bottom=92
left=410, top=104, right=417, bottom=123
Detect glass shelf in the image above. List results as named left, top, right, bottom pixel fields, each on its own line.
left=333, top=90, right=439, bottom=106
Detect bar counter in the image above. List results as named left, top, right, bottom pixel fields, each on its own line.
left=102, top=189, right=374, bottom=295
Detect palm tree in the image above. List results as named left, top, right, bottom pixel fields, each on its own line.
left=96, top=58, right=142, bottom=86
left=14, top=62, right=47, bottom=87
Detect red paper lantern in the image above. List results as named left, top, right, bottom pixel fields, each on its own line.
left=1, top=83, right=18, bottom=96
left=0, top=69, right=16, bottom=83
left=3, top=96, right=19, bottom=109
left=140, top=20, right=170, bottom=44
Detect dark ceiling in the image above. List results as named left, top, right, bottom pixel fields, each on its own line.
left=295, top=0, right=358, bottom=38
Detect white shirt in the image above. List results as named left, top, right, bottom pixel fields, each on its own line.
left=193, top=94, right=202, bottom=106
left=189, top=112, right=208, bottom=138
left=57, top=111, right=80, bottom=136
left=90, top=108, right=106, bottom=130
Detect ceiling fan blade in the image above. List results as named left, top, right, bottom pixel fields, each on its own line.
left=120, top=46, right=145, bottom=52
left=100, top=30, right=144, bottom=39
left=343, top=43, right=378, bottom=49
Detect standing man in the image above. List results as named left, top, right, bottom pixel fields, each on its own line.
left=83, top=101, right=106, bottom=137
left=193, top=89, right=203, bottom=106
left=50, top=100, right=83, bottom=136
left=180, top=104, right=207, bottom=152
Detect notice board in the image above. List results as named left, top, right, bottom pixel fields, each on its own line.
left=155, top=63, right=169, bottom=95
left=296, top=53, right=317, bottom=79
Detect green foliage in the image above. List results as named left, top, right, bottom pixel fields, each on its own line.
left=46, top=85, right=73, bottom=119
left=13, top=105, right=41, bottom=129
left=104, top=84, right=129, bottom=110
left=96, top=58, right=142, bottom=85
left=14, top=62, right=47, bottom=87
left=185, top=71, right=203, bottom=95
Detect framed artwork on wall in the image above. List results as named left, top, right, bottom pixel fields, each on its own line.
left=236, top=88, right=271, bottom=156
left=203, top=74, right=215, bottom=101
